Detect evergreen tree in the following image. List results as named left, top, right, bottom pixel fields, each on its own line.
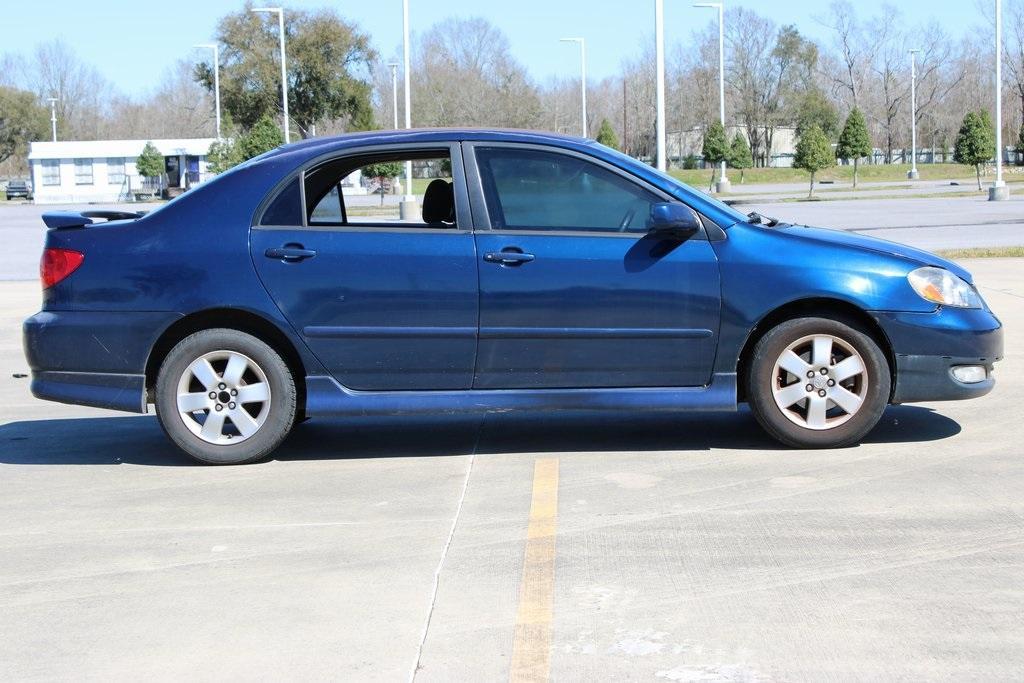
left=727, top=133, right=753, bottom=184
left=238, top=114, right=285, bottom=161
left=953, top=111, right=995, bottom=190
left=835, top=108, right=872, bottom=189
left=595, top=118, right=620, bottom=150
left=701, top=121, right=728, bottom=191
left=135, top=142, right=165, bottom=179
left=1016, top=121, right=1024, bottom=159
left=793, top=124, right=834, bottom=198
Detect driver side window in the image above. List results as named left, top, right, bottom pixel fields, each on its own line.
left=475, top=147, right=658, bottom=232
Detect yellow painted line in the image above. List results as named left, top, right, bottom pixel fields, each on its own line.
left=510, top=458, right=559, bottom=683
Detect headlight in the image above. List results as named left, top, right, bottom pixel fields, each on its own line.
left=907, top=267, right=982, bottom=308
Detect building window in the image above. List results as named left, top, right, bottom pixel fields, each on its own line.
left=41, top=159, right=60, bottom=186
left=74, top=159, right=93, bottom=185
left=107, top=158, right=125, bottom=185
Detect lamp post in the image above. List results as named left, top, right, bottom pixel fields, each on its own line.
left=252, top=7, right=289, bottom=143
left=694, top=2, right=728, bottom=191
left=908, top=49, right=920, bottom=179
left=655, top=0, right=667, bottom=171
left=399, top=0, right=418, bottom=219
left=991, top=0, right=1009, bottom=200
left=387, top=62, right=400, bottom=130
left=559, top=38, right=587, bottom=137
left=46, top=96, right=58, bottom=142
left=194, top=44, right=222, bottom=139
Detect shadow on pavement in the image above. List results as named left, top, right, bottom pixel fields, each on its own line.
left=0, top=404, right=960, bottom=467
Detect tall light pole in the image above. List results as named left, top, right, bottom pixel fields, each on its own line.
left=194, top=44, right=222, bottom=139
left=399, top=0, right=417, bottom=218
left=252, top=7, right=289, bottom=143
left=560, top=38, right=587, bottom=137
left=388, top=62, right=400, bottom=129
left=695, top=2, right=728, bottom=190
left=46, top=96, right=58, bottom=142
left=908, top=49, right=919, bottom=180
left=655, top=0, right=667, bottom=171
left=991, top=0, right=1009, bottom=200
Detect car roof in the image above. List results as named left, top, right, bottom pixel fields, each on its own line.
left=263, top=128, right=594, bottom=161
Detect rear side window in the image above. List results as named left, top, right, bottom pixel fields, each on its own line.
left=260, top=177, right=303, bottom=226
left=475, top=147, right=658, bottom=232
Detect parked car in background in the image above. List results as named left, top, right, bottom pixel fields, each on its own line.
left=5, top=178, right=32, bottom=200
left=23, top=129, right=1003, bottom=464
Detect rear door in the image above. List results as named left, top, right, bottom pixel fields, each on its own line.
left=250, top=143, right=479, bottom=391
left=466, top=143, right=721, bottom=389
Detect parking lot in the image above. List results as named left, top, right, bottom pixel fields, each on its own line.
left=1, top=237, right=1022, bottom=679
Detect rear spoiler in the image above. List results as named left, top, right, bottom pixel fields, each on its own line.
left=42, top=210, right=146, bottom=229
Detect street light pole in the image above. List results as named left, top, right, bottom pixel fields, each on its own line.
left=46, top=97, right=58, bottom=142
left=560, top=38, right=587, bottom=137
left=655, top=0, right=667, bottom=171
left=908, top=49, right=919, bottom=180
left=252, top=7, right=289, bottom=143
left=194, top=44, right=221, bottom=139
left=991, top=0, right=1009, bottom=200
left=388, top=62, right=400, bottom=130
left=399, top=0, right=417, bottom=218
left=695, top=2, right=727, bottom=190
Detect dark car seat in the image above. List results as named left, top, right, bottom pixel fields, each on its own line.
left=422, top=179, right=455, bottom=225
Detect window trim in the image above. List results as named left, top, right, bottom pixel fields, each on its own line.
left=253, top=141, right=472, bottom=233
left=462, top=141, right=703, bottom=239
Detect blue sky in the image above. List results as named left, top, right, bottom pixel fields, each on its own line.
left=7, top=0, right=985, bottom=96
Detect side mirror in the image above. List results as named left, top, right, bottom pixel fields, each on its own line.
left=648, top=203, right=700, bottom=240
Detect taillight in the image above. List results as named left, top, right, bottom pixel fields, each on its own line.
left=40, top=248, right=84, bottom=288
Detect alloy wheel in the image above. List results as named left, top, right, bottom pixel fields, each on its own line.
left=770, top=333, right=868, bottom=431
left=175, top=350, right=272, bottom=445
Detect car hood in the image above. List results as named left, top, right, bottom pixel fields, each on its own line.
left=774, top=224, right=973, bottom=283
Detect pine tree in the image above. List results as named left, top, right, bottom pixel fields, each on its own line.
left=135, top=142, right=165, bottom=179
left=701, top=121, right=728, bottom=191
left=793, top=124, right=835, bottom=198
left=835, top=108, right=872, bottom=189
left=595, top=118, right=620, bottom=150
left=727, top=133, right=753, bottom=184
left=953, top=111, right=995, bottom=190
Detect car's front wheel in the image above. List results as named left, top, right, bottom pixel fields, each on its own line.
left=747, top=316, right=891, bottom=448
left=155, top=329, right=296, bottom=464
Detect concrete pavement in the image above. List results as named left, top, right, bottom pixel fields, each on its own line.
left=1, top=259, right=1022, bottom=680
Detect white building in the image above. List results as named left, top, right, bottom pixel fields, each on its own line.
left=667, top=126, right=799, bottom=168
left=28, top=138, right=216, bottom=204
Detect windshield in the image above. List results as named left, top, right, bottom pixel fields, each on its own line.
left=591, top=142, right=750, bottom=226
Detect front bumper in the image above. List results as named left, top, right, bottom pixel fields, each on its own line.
left=873, top=307, right=1003, bottom=404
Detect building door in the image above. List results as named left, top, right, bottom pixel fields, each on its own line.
left=164, top=156, right=180, bottom=187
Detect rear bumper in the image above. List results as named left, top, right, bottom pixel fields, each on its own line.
left=31, top=371, right=147, bottom=413
left=23, top=309, right=181, bottom=413
left=873, top=308, right=1003, bottom=404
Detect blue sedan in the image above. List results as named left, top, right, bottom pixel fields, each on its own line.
left=23, top=129, right=1003, bottom=464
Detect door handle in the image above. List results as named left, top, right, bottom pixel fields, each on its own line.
left=265, top=245, right=317, bottom=262
left=484, top=250, right=535, bottom=266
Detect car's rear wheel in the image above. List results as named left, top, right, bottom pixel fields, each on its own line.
left=155, top=329, right=296, bottom=464
left=747, top=316, right=890, bottom=448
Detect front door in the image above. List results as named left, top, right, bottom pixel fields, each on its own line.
left=468, top=144, right=721, bottom=389
left=251, top=144, right=478, bottom=391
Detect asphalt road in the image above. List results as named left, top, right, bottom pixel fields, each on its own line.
left=2, top=192, right=1023, bottom=281
left=1, top=259, right=1021, bottom=680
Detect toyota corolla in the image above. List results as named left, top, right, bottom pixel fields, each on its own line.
left=23, top=129, right=1003, bottom=464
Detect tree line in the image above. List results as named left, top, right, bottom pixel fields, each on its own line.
left=3, top=0, right=1024, bottom=178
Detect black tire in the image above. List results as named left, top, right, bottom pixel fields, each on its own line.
left=746, top=316, right=891, bottom=449
left=155, top=329, right=296, bottom=464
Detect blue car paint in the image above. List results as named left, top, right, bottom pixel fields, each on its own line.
left=23, top=128, right=1002, bottom=419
